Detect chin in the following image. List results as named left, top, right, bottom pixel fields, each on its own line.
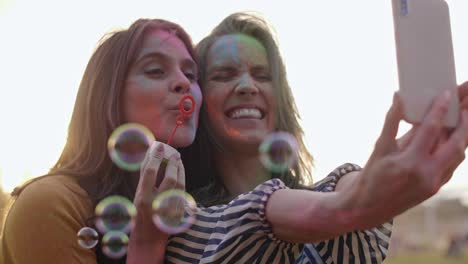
left=171, top=129, right=196, bottom=148
left=221, top=129, right=268, bottom=152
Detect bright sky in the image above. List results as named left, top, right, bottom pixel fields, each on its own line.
left=1, top=0, right=467, bottom=202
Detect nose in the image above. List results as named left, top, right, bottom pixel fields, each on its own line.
left=234, top=73, right=259, bottom=96
left=170, top=71, right=191, bottom=94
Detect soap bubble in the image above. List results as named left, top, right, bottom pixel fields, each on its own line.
left=108, top=123, right=155, bottom=171
left=95, top=195, right=136, bottom=234
left=102, top=231, right=129, bottom=259
left=259, top=132, right=298, bottom=173
left=152, top=189, right=197, bottom=234
left=77, top=227, right=98, bottom=249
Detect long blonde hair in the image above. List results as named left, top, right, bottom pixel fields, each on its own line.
left=183, top=12, right=314, bottom=206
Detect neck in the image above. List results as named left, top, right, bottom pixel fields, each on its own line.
left=215, top=149, right=270, bottom=199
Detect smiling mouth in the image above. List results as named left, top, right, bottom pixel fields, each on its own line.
left=225, top=107, right=265, bottom=119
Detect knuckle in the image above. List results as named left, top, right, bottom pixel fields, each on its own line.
left=456, top=145, right=466, bottom=160
left=448, top=139, right=467, bottom=161
left=456, top=142, right=466, bottom=156
left=163, top=177, right=177, bottom=189
left=135, top=197, right=150, bottom=209
left=444, top=172, right=454, bottom=184
left=422, top=180, right=439, bottom=197
left=144, top=168, right=156, bottom=177
left=374, top=137, right=386, bottom=150
left=384, top=110, right=394, bottom=124
left=435, top=96, right=450, bottom=113
left=423, top=119, right=440, bottom=134
left=176, top=182, right=185, bottom=190
left=431, top=180, right=442, bottom=194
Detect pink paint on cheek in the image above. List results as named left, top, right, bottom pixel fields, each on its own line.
left=133, top=75, right=159, bottom=92
left=226, top=128, right=241, bottom=138
left=192, top=86, right=203, bottom=109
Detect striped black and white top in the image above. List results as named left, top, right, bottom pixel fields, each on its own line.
left=166, top=163, right=392, bottom=263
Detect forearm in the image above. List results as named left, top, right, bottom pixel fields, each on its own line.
left=267, top=179, right=391, bottom=243
left=267, top=190, right=354, bottom=243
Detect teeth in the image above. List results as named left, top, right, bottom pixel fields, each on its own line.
left=229, top=108, right=262, bottom=119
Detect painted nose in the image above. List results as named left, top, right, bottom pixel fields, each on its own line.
left=234, top=74, right=259, bottom=96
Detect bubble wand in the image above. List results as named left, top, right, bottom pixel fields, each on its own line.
left=166, top=95, right=195, bottom=146
left=156, top=95, right=196, bottom=233
left=155, top=95, right=195, bottom=188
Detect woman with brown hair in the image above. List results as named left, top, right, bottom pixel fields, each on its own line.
left=158, top=12, right=468, bottom=263
left=0, top=18, right=201, bottom=263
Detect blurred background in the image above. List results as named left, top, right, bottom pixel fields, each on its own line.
left=1, top=0, right=467, bottom=262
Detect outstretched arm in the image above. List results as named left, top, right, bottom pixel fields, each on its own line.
left=267, top=86, right=468, bottom=243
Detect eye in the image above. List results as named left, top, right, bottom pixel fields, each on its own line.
left=211, top=70, right=237, bottom=82
left=251, top=68, right=272, bottom=82
left=254, top=73, right=272, bottom=82
left=144, top=68, right=165, bottom=77
left=184, top=72, right=198, bottom=82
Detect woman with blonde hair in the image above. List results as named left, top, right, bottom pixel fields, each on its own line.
left=1, top=18, right=201, bottom=263
left=156, top=12, right=468, bottom=263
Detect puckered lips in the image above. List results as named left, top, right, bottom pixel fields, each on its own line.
left=166, top=102, right=196, bottom=127
left=168, top=100, right=194, bottom=116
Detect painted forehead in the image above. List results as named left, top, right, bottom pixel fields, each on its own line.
left=136, top=29, right=193, bottom=62
left=207, top=34, right=269, bottom=68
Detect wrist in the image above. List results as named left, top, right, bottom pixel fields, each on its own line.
left=333, top=175, right=375, bottom=231
left=129, top=232, right=170, bottom=245
left=127, top=235, right=168, bottom=264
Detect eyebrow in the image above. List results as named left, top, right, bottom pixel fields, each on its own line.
left=207, top=64, right=269, bottom=74
left=207, top=65, right=237, bottom=73
left=136, top=51, right=197, bottom=71
left=251, top=65, right=270, bottom=72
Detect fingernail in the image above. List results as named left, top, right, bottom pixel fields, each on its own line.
left=151, top=143, right=164, bottom=159
left=156, top=143, right=164, bottom=152
left=442, top=89, right=453, bottom=104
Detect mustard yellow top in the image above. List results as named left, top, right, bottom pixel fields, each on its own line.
left=1, top=175, right=97, bottom=264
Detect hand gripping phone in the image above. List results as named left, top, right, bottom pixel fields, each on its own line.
left=392, top=0, right=459, bottom=127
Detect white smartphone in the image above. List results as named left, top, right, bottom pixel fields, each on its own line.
left=391, top=0, right=459, bottom=127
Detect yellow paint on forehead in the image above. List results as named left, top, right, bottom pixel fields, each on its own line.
left=231, top=34, right=267, bottom=57
left=208, top=34, right=268, bottom=68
